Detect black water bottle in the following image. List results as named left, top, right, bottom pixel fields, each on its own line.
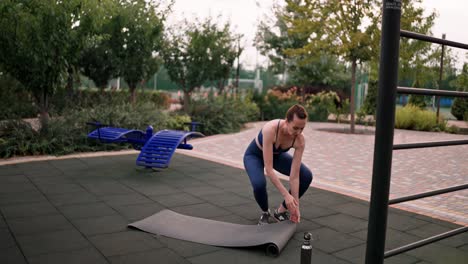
left=301, top=232, right=312, bottom=264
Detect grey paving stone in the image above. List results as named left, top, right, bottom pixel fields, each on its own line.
left=7, top=214, right=74, bottom=236
left=113, top=202, right=165, bottom=222
left=36, top=183, right=85, bottom=195
left=301, top=227, right=364, bottom=253
left=47, top=191, right=101, bottom=206
left=187, top=239, right=348, bottom=264
left=199, top=192, right=252, bottom=207
left=407, top=222, right=468, bottom=248
left=383, top=254, right=422, bottom=264
left=159, top=177, right=207, bottom=188
left=349, top=227, right=422, bottom=251
left=172, top=203, right=233, bottom=219
left=28, top=176, right=73, bottom=184
left=100, top=193, right=154, bottom=207
left=0, top=228, right=16, bottom=249
left=293, top=218, right=323, bottom=234
left=125, top=182, right=181, bottom=196
left=27, top=247, right=107, bottom=264
left=81, top=181, right=136, bottom=196
left=207, top=179, right=248, bottom=189
left=48, top=159, right=90, bottom=171
left=312, top=214, right=368, bottom=234
left=387, top=213, right=430, bottom=231
left=72, top=214, right=129, bottom=236
left=58, top=202, right=118, bottom=220
left=150, top=193, right=204, bottom=208
left=155, top=236, right=221, bottom=258
left=333, top=244, right=420, bottom=264
left=0, top=216, right=6, bottom=228
left=1, top=202, right=58, bottom=219
left=109, top=247, right=190, bottom=264
left=300, top=204, right=339, bottom=220
left=225, top=203, right=265, bottom=221
left=179, top=185, right=226, bottom=198
left=0, top=190, right=47, bottom=206
left=16, top=229, right=90, bottom=257
left=89, top=231, right=164, bottom=257
left=414, top=214, right=462, bottom=229
left=332, top=202, right=370, bottom=220
left=0, top=164, right=23, bottom=176
left=15, top=162, right=58, bottom=175
left=0, top=246, right=27, bottom=264
left=79, top=157, right=123, bottom=167
left=310, top=249, right=353, bottom=264
left=406, top=243, right=468, bottom=263
left=0, top=174, right=29, bottom=184
left=0, top=182, right=37, bottom=194
left=306, top=192, right=352, bottom=207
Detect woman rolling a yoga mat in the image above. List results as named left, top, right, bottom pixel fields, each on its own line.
left=243, top=104, right=313, bottom=225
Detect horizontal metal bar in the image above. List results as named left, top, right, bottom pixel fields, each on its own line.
left=389, top=183, right=468, bottom=205
left=385, top=226, right=468, bottom=258
left=400, top=30, right=468, bottom=50
left=397, top=87, right=468, bottom=97
left=393, top=139, right=468, bottom=150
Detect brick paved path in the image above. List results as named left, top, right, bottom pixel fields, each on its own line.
left=182, top=122, right=468, bottom=226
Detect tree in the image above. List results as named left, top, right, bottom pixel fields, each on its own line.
left=162, top=17, right=238, bottom=111
left=269, top=0, right=378, bottom=132
left=78, top=0, right=120, bottom=91
left=0, top=0, right=83, bottom=130
left=108, top=0, right=167, bottom=104
left=450, top=63, right=468, bottom=120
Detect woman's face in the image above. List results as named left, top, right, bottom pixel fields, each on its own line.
left=286, top=115, right=306, bottom=136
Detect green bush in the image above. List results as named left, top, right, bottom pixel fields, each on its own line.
left=408, top=95, right=428, bottom=109
left=188, top=95, right=259, bottom=135
left=305, top=91, right=334, bottom=122
left=451, top=97, right=468, bottom=121
left=50, top=88, right=171, bottom=116
left=395, top=105, right=446, bottom=132
left=0, top=74, right=37, bottom=120
left=0, top=100, right=175, bottom=158
left=262, top=90, right=299, bottom=121
left=361, top=80, right=378, bottom=115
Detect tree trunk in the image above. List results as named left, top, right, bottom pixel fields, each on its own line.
left=350, top=59, right=357, bottom=134
left=183, top=90, right=191, bottom=112
left=130, top=86, right=137, bottom=106
left=38, top=88, right=50, bottom=134
left=66, top=66, right=74, bottom=97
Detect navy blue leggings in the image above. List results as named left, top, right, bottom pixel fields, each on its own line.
left=243, top=140, right=313, bottom=212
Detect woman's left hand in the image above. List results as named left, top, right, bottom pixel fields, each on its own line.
left=290, top=206, right=300, bottom=223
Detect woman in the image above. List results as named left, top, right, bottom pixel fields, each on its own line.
left=243, top=104, right=313, bottom=225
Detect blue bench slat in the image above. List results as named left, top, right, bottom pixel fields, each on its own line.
left=136, top=130, right=204, bottom=168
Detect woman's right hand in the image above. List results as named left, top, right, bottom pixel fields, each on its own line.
left=284, top=193, right=299, bottom=210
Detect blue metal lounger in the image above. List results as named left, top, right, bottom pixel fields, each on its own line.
left=86, top=122, right=204, bottom=168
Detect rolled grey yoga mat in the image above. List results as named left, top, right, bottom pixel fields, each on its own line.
left=128, top=209, right=297, bottom=256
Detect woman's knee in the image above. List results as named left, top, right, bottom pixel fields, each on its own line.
left=300, top=167, right=313, bottom=185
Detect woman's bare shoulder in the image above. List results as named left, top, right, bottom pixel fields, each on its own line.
left=262, top=119, right=279, bottom=134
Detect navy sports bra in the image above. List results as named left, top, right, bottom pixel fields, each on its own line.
left=257, top=120, right=297, bottom=154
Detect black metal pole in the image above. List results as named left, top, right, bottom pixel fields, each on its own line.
left=389, top=183, right=468, bottom=205
left=384, top=226, right=468, bottom=258
left=393, top=139, right=468, bottom=150
left=397, top=87, right=468, bottom=97
left=436, top=34, right=446, bottom=123
left=365, top=1, right=401, bottom=264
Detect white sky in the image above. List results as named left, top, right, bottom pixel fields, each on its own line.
left=167, top=0, right=468, bottom=70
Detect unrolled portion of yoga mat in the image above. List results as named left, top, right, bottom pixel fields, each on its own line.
left=128, top=209, right=297, bottom=256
